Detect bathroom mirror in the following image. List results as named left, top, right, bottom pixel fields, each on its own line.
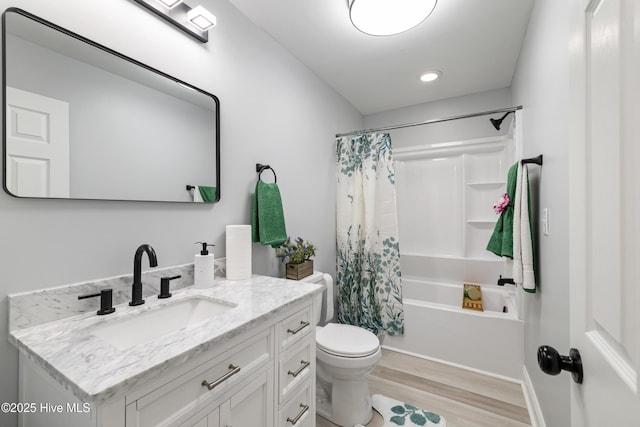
left=2, top=8, right=220, bottom=203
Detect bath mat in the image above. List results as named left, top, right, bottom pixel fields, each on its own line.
left=355, top=394, right=446, bottom=427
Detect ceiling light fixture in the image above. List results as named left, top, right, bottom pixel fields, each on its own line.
left=133, top=0, right=215, bottom=43
left=349, top=0, right=437, bottom=36
left=419, top=70, right=441, bottom=82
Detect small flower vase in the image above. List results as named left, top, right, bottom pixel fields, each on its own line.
left=286, top=260, right=314, bottom=280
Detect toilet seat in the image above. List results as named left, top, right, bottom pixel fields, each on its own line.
left=316, top=323, right=380, bottom=358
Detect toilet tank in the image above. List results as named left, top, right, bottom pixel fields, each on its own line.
left=299, top=271, right=332, bottom=325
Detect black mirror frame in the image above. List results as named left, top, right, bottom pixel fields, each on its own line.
left=2, top=7, right=220, bottom=203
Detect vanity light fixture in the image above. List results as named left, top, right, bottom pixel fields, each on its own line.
left=187, top=6, right=217, bottom=30
left=419, top=70, right=441, bottom=82
left=133, top=0, right=215, bottom=43
left=349, top=0, right=437, bottom=36
left=157, top=0, right=183, bottom=8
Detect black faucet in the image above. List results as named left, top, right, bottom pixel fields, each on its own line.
left=497, top=275, right=516, bottom=286
left=129, top=244, right=158, bottom=306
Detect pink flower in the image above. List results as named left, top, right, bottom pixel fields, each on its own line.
left=493, top=193, right=510, bottom=214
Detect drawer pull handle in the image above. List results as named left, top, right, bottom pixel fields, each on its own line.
left=201, top=364, right=241, bottom=391
left=287, top=403, right=309, bottom=425
left=287, top=321, right=310, bottom=335
left=288, top=360, right=310, bottom=378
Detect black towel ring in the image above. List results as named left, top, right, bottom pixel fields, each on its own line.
left=256, top=163, right=277, bottom=183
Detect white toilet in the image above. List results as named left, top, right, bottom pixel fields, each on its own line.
left=302, top=272, right=382, bottom=427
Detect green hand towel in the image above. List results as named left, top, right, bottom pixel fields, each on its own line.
left=486, top=162, right=519, bottom=258
left=252, top=180, right=287, bottom=248
left=198, top=186, right=217, bottom=202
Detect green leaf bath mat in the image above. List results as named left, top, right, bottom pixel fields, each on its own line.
left=355, top=394, right=446, bottom=427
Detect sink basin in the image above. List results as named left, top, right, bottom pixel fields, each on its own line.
left=92, top=297, right=237, bottom=350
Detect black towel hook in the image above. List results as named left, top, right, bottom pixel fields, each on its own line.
left=256, top=163, right=277, bottom=183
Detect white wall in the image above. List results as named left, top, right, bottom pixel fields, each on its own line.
left=511, top=0, right=571, bottom=425
left=0, top=1, right=362, bottom=425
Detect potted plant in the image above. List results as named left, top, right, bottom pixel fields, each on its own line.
left=276, top=237, right=317, bottom=280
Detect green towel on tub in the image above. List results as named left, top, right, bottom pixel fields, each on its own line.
left=486, top=162, right=518, bottom=258
left=252, top=180, right=287, bottom=248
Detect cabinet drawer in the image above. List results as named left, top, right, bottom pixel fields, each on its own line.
left=279, top=340, right=314, bottom=404
left=179, top=369, right=274, bottom=427
left=279, top=382, right=313, bottom=427
left=126, top=328, right=273, bottom=427
left=279, top=306, right=312, bottom=350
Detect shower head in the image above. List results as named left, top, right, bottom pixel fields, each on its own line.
left=490, top=112, right=514, bottom=131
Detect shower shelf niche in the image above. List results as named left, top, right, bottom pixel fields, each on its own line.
left=395, top=133, right=515, bottom=263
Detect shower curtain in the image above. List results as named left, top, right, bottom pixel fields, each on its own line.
left=335, top=133, right=404, bottom=336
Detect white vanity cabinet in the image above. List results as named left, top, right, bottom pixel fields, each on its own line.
left=124, top=327, right=274, bottom=427
left=179, top=368, right=274, bottom=427
left=276, top=306, right=315, bottom=427
left=17, top=298, right=316, bottom=427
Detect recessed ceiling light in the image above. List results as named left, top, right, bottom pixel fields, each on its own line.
left=349, top=0, right=437, bottom=36
left=419, top=71, right=441, bottom=82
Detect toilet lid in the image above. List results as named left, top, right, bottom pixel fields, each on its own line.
left=316, top=323, right=380, bottom=357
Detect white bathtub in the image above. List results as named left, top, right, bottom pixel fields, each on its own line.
left=384, top=277, right=524, bottom=380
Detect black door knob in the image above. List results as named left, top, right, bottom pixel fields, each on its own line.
left=537, top=345, right=583, bottom=384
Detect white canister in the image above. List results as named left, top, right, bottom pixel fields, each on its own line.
left=226, top=225, right=252, bottom=280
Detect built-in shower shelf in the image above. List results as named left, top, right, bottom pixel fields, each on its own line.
left=466, top=181, right=506, bottom=187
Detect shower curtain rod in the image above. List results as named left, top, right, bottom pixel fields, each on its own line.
left=335, top=105, right=523, bottom=138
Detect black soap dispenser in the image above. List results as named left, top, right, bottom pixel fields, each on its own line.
left=194, top=242, right=215, bottom=288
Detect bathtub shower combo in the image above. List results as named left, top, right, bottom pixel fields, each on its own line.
left=384, top=114, right=525, bottom=381
left=385, top=259, right=524, bottom=379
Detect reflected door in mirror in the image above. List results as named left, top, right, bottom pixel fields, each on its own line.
left=6, top=87, right=70, bottom=197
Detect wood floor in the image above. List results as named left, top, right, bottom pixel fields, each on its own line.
left=316, top=349, right=531, bottom=427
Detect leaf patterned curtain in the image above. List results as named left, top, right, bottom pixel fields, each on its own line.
left=336, top=133, right=404, bottom=336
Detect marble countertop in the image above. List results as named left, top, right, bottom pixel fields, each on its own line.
left=9, top=275, right=322, bottom=405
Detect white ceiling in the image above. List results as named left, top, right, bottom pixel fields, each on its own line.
left=228, top=0, right=534, bottom=115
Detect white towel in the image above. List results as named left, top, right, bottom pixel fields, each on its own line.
left=513, top=164, right=523, bottom=283
left=512, top=163, right=536, bottom=291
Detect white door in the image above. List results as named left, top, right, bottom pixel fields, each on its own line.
left=5, top=87, right=69, bottom=197
left=569, top=0, right=640, bottom=425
